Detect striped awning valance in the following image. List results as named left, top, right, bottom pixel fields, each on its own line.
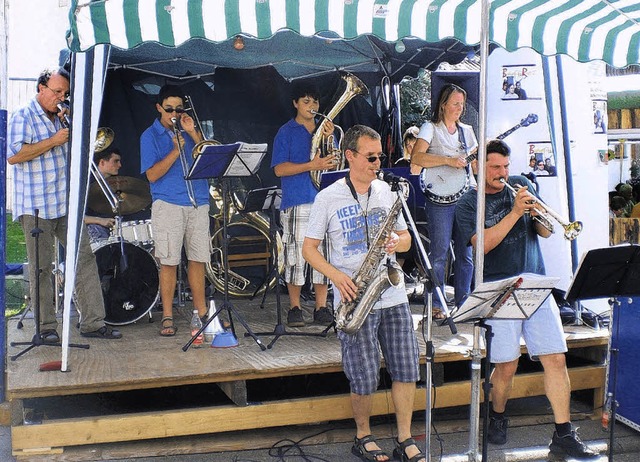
left=69, top=0, right=640, bottom=68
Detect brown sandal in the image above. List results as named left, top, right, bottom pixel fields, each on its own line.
left=159, top=316, right=177, bottom=336
left=433, top=308, right=446, bottom=320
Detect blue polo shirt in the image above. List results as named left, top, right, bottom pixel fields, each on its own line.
left=140, top=119, right=209, bottom=207
left=271, top=118, right=319, bottom=210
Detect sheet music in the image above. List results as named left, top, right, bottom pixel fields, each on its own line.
left=455, top=273, right=560, bottom=322
left=226, top=143, right=268, bottom=177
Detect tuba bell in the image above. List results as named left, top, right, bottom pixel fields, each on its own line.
left=309, top=73, right=368, bottom=189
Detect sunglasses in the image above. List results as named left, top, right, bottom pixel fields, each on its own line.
left=162, top=107, right=185, bottom=114
left=353, top=150, right=386, bottom=163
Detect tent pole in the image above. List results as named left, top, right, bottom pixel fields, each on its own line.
left=0, top=0, right=9, bottom=404
left=468, top=0, right=490, bottom=460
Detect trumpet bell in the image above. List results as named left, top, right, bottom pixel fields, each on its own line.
left=564, top=221, right=583, bottom=241
left=95, top=127, right=115, bottom=153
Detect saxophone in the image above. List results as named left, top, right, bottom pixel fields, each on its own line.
left=334, top=182, right=408, bottom=334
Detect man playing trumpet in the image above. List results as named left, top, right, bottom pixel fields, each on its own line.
left=455, top=140, right=597, bottom=459
left=140, top=85, right=210, bottom=337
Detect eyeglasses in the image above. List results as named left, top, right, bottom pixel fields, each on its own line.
left=44, top=84, right=70, bottom=99
left=162, top=107, right=185, bottom=114
left=353, top=150, right=386, bottom=163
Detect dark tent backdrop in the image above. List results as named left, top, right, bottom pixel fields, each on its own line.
left=52, top=0, right=640, bottom=372
left=99, top=64, right=386, bottom=187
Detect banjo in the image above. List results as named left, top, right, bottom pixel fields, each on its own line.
left=419, top=114, right=539, bottom=204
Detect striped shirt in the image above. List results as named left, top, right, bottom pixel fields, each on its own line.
left=8, top=97, right=68, bottom=220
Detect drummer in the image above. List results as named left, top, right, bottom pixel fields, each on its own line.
left=85, top=148, right=122, bottom=241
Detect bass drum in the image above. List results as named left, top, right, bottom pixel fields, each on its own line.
left=93, top=240, right=160, bottom=325
left=206, top=212, right=284, bottom=298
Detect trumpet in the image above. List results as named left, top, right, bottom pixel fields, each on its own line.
left=500, top=178, right=583, bottom=240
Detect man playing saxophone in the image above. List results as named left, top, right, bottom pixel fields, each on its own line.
left=272, top=82, right=336, bottom=327
left=302, top=125, right=425, bottom=462
left=140, top=85, right=210, bottom=337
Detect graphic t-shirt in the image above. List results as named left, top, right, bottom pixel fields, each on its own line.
left=455, top=175, right=545, bottom=282
left=306, top=178, right=408, bottom=308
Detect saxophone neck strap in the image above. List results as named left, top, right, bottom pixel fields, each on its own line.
left=345, top=174, right=372, bottom=249
left=345, top=174, right=372, bottom=203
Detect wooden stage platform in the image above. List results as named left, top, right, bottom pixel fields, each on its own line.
left=4, top=296, right=608, bottom=457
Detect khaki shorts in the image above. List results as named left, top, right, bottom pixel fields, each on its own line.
left=151, top=200, right=210, bottom=265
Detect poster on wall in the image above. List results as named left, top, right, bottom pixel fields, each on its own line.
left=587, top=62, right=608, bottom=136
left=526, top=141, right=557, bottom=177
left=501, top=64, right=542, bottom=101
left=592, top=100, right=607, bottom=134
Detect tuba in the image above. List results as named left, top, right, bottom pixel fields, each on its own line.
left=206, top=180, right=284, bottom=297
left=309, top=73, right=368, bottom=189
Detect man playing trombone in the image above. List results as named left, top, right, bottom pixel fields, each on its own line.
left=140, top=85, right=210, bottom=337
left=454, top=140, right=597, bottom=459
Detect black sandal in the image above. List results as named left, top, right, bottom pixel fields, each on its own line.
left=393, top=437, right=426, bottom=462
left=159, top=317, right=177, bottom=337
left=351, top=435, right=390, bottom=462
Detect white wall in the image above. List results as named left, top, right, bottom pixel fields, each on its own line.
left=7, top=0, right=69, bottom=78
left=5, top=0, right=69, bottom=212
left=487, top=48, right=610, bottom=311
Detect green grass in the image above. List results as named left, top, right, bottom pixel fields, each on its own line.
left=5, top=213, right=27, bottom=263
left=5, top=213, right=28, bottom=317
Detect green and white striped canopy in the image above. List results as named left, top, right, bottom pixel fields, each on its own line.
left=69, top=0, right=640, bottom=68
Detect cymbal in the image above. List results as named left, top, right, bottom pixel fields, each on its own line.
left=87, top=176, right=151, bottom=216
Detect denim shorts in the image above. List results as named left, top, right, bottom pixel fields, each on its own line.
left=340, top=303, right=419, bottom=395
left=486, top=296, right=567, bottom=363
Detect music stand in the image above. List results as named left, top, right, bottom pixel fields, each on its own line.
left=181, top=142, right=269, bottom=351
left=244, top=187, right=330, bottom=349
left=454, top=273, right=558, bottom=462
left=565, top=245, right=640, bottom=462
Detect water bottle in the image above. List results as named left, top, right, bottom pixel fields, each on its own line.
left=190, top=309, right=204, bottom=348
left=203, top=299, right=216, bottom=343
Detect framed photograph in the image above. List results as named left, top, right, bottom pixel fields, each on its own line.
left=592, top=100, right=608, bottom=134
left=526, top=141, right=556, bottom=177
left=501, top=64, right=541, bottom=101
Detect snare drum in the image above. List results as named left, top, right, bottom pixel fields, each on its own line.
left=113, top=220, right=153, bottom=246
left=92, top=240, right=159, bottom=325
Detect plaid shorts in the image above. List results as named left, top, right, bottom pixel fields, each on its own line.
left=281, top=203, right=327, bottom=286
left=339, top=303, right=420, bottom=395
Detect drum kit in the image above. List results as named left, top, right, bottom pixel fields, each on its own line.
left=85, top=130, right=159, bottom=326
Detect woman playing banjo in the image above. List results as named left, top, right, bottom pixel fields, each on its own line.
left=410, top=84, right=477, bottom=318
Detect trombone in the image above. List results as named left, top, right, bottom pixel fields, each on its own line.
left=171, top=116, right=198, bottom=208
left=500, top=178, right=583, bottom=240
left=183, top=94, right=220, bottom=158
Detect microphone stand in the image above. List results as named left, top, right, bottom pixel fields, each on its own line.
left=381, top=172, right=456, bottom=462
left=10, top=209, right=90, bottom=361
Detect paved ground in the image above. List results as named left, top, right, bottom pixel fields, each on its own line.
left=2, top=396, right=639, bottom=461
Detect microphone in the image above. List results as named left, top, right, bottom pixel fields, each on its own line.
left=377, top=170, right=407, bottom=184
